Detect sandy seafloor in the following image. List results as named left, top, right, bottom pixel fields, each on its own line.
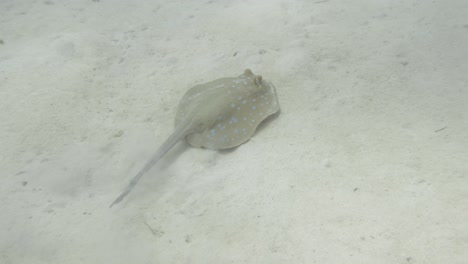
left=1, top=0, right=467, bottom=263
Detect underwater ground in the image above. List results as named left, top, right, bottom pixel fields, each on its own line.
left=1, top=0, right=467, bottom=263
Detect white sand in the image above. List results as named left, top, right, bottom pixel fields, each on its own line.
left=1, top=0, right=467, bottom=263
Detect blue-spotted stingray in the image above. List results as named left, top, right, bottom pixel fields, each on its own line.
left=110, top=69, right=280, bottom=207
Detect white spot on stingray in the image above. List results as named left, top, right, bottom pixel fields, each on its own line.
left=217, top=115, right=222, bottom=120
left=231, top=117, right=238, bottom=123
left=242, top=100, right=247, bottom=104
left=243, top=117, right=247, bottom=121
left=234, top=129, right=239, bottom=134
left=252, top=98, right=256, bottom=102
left=211, top=129, right=216, bottom=136
left=238, top=96, right=242, bottom=100
left=237, top=106, right=240, bottom=110
left=252, top=106, right=256, bottom=110
left=230, top=103, right=236, bottom=108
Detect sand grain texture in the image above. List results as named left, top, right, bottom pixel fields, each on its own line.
left=1, top=0, right=467, bottom=263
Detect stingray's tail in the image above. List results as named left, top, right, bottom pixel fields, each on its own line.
left=110, top=124, right=193, bottom=208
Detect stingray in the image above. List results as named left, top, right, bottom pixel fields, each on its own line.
left=110, top=69, right=280, bottom=207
